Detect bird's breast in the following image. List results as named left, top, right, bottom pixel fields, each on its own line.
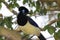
left=18, top=21, right=40, bottom=36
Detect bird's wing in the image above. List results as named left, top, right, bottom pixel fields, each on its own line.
left=28, top=17, right=39, bottom=27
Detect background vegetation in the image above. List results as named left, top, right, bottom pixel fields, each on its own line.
left=0, top=0, right=60, bottom=40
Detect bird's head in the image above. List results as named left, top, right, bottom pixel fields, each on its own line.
left=17, top=6, right=30, bottom=26
left=18, top=6, right=29, bottom=16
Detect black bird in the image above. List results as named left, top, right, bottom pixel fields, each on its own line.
left=17, top=6, right=46, bottom=40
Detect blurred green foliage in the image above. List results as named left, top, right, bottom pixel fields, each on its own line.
left=44, top=25, right=56, bottom=34
left=56, top=13, right=60, bottom=28
left=0, top=0, right=60, bottom=40
left=4, top=16, right=13, bottom=29
left=54, top=30, right=60, bottom=40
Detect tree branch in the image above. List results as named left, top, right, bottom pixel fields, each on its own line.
left=48, top=19, right=60, bottom=26
left=3, top=1, right=18, bottom=15
left=39, top=0, right=60, bottom=11
left=0, top=27, right=22, bottom=40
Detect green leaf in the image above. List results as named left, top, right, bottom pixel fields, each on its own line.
left=44, top=25, right=55, bottom=34
left=0, top=20, right=4, bottom=26
left=43, top=7, right=47, bottom=15
left=39, top=7, right=47, bottom=15
left=4, top=17, right=13, bottom=29
left=8, top=2, right=13, bottom=9
left=8, top=2, right=16, bottom=9
left=0, top=3, right=2, bottom=9
left=8, top=0, right=17, bottom=3
left=48, top=27, right=55, bottom=34
left=39, top=8, right=44, bottom=15
left=56, top=13, right=60, bottom=28
left=47, top=1, right=52, bottom=6
left=57, top=21, right=60, bottom=28
left=31, top=2, right=35, bottom=6
left=54, top=30, right=60, bottom=40
left=58, top=13, right=60, bottom=19
left=30, top=10, right=33, bottom=16
left=0, top=14, right=4, bottom=26
left=0, top=0, right=5, bottom=2
left=14, top=3, right=19, bottom=8
left=29, top=2, right=35, bottom=7
left=13, top=0, right=17, bottom=3
left=29, top=0, right=32, bottom=3
left=36, top=1, right=40, bottom=12
left=28, top=0, right=35, bottom=7
left=23, top=0, right=28, bottom=4
left=0, top=36, right=4, bottom=40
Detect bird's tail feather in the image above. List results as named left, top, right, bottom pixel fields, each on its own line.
left=38, top=33, right=46, bottom=40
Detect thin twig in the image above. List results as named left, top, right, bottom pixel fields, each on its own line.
left=48, top=19, right=60, bottom=26
left=3, top=2, right=18, bottom=15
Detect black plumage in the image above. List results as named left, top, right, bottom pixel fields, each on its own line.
left=17, top=13, right=28, bottom=26
left=18, top=6, right=29, bottom=15
left=17, top=6, right=46, bottom=40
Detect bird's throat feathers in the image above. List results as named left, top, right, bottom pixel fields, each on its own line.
left=17, top=13, right=28, bottom=26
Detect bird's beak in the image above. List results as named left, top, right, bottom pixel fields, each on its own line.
left=27, top=14, right=30, bottom=16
